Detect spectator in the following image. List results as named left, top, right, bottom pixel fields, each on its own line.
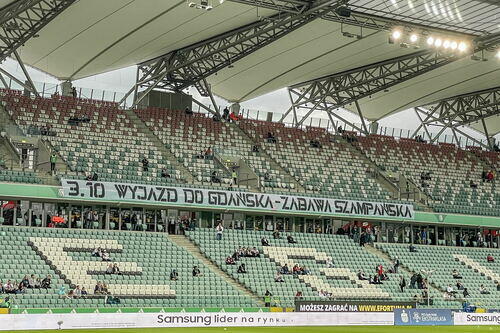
left=73, top=285, right=82, bottom=298
left=57, top=286, right=66, bottom=298
left=92, top=247, right=101, bottom=257
left=463, top=288, right=470, bottom=298
left=204, top=147, right=212, bottom=159
left=101, top=283, right=109, bottom=295
left=50, top=153, right=57, bottom=174
left=192, top=266, right=202, bottom=277
left=226, top=256, right=235, bottom=265
left=215, top=222, right=224, bottom=240
left=486, top=170, right=494, bottom=182
left=106, top=264, right=113, bottom=274
left=101, top=250, right=111, bottom=262
left=210, top=170, right=221, bottom=183
left=222, top=107, right=230, bottom=121
left=326, top=258, right=334, bottom=268
left=469, top=180, right=478, bottom=189
left=264, top=290, right=272, bottom=307
left=250, top=247, right=260, bottom=257
left=393, top=257, right=401, bottom=273
left=81, top=287, right=88, bottom=297
left=272, top=230, right=281, bottom=239
left=409, top=244, right=417, bottom=252
left=446, top=284, right=456, bottom=297
left=280, top=264, right=290, bottom=275
left=399, top=276, right=406, bottom=292
left=142, top=157, right=149, bottom=172
left=456, top=281, right=464, bottom=290
left=185, top=107, right=193, bottom=115
left=237, top=264, right=247, bottom=274
left=94, top=282, right=102, bottom=295
left=481, top=170, right=488, bottom=182
left=452, top=269, right=462, bottom=279
left=170, top=270, right=178, bottom=281
left=479, top=284, right=491, bottom=294
left=161, top=168, right=171, bottom=178
left=496, top=281, right=500, bottom=292
left=295, top=291, right=303, bottom=300
left=287, top=235, right=297, bottom=244
left=0, top=281, right=4, bottom=294
left=266, top=132, right=276, bottom=144
left=231, top=169, right=238, bottom=185
left=252, top=145, right=260, bottom=153
left=274, top=272, right=284, bottom=282
left=409, top=273, right=418, bottom=289
left=112, top=264, right=121, bottom=275
left=261, top=237, right=270, bottom=246
left=487, top=254, right=495, bottom=262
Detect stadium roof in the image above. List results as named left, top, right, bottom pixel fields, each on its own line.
left=10, top=0, right=500, bottom=135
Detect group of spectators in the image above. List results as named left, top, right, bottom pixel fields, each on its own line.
left=279, top=263, right=310, bottom=276
left=105, top=264, right=121, bottom=275
left=226, top=246, right=261, bottom=265
left=63, top=285, right=89, bottom=299
left=481, top=170, right=495, bottom=183
left=0, top=275, right=52, bottom=294
left=27, top=124, right=57, bottom=136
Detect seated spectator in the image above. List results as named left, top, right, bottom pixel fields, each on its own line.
left=292, top=264, right=300, bottom=275
left=106, top=264, right=113, bottom=274
left=272, top=230, right=281, bottom=239
left=204, top=147, right=212, bottom=159
left=101, top=283, right=109, bottom=295
left=161, top=168, right=171, bottom=178
left=486, top=170, right=494, bottom=182
left=170, top=270, right=179, bottom=281
left=94, top=282, right=103, bottom=295
left=252, top=145, right=260, bottom=153
left=497, top=281, right=500, bottom=292
left=463, top=288, right=470, bottom=298
left=487, top=254, right=495, bottom=262
left=141, top=157, right=149, bottom=172
left=250, top=247, right=260, bottom=257
left=92, top=247, right=101, bottom=257
left=300, top=266, right=310, bottom=275
left=226, top=256, right=235, bottom=265
left=261, top=237, right=270, bottom=246
left=67, top=289, right=75, bottom=299
left=0, top=281, right=3, bottom=294
left=73, top=285, right=82, bottom=298
left=287, top=235, right=297, bottom=244
left=20, top=276, right=29, bottom=289
left=371, top=275, right=382, bottom=284
left=4, top=281, right=15, bottom=294
left=266, top=132, right=276, bottom=144
left=211, top=171, right=221, bottom=183
left=479, top=284, right=490, bottom=294
left=111, top=264, right=120, bottom=275
left=357, top=270, right=368, bottom=280
left=17, top=281, right=26, bottom=294
left=185, top=107, right=193, bottom=115
left=295, top=291, right=303, bottom=300
left=264, top=172, right=271, bottom=181
left=237, top=264, right=247, bottom=274
left=409, top=244, right=417, bottom=252
left=101, top=250, right=111, bottom=262
left=446, top=284, right=457, bottom=297
left=274, top=272, right=284, bottom=282
left=469, top=180, right=478, bottom=189
left=326, top=258, right=334, bottom=268
left=452, top=269, right=462, bottom=279
left=222, top=107, right=230, bottom=120
left=280, top=264, right=290, bottom=275
left=192, top=266, right=202, bottom=277
left=81, top=287, right=88, bottom=297
left=456, top=281, right=465, bottom=290
left=309, top=139, right=321, bottom=148
left=106, top=295, right=120, bottom=305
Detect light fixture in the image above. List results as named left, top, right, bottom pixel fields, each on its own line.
left=458, top=42, right=467, bottom=52
left=427, top=36, right=435, bottom=46
left=392, top=30, right=402, bottom=40
left=410, top=34, right=419, bottom=43
left=443, top=40, right=450, bottom=49
left=496, top=49, right=500, bottom=59
left=434, top=38, right=442, bottom=47
left=450, top=41, right=458, bottom=50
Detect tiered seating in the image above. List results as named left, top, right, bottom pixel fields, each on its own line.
left=356, top=135, right=500, bottom=215
left=186, top=229, right=442, bottom=308
left=240, top=120, right=393, bottom=200
left=377, top=243, right=500, bottom=309
left=0, top=169, right=41, bottom=184
left=0, top=89, right=183, bottom=186
left=0, top=226, right=256, bottom=309
left=134, top=108, right=294, bottom=191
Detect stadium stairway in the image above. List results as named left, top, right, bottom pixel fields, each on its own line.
left=231, top=122, right=305, bottom=192
left=123, top=109, right=195, bottom=184
left=168, top=234, right=263, bottom=306
left=339, top=134, right=433, bottom=211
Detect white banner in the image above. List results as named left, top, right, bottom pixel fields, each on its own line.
left=454, top=313, right=500, bottom=325
left=61, top=179, right=414, bottom=219
left=0, top=312, right=393, bottom=331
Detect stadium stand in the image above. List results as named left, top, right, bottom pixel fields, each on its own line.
left=0, top=89, right=184, bottom=186
left=239, top=120, right=395, bottom=201
left=186, top=229, right=451, bottom=308
left=0, top=226, right=256, bottom=309
left=134, top=107, right=295, bottom=191
left=0, top=169, right=41, bottom=184
left=355, top=134, right=500, bottom=216
left=377, top=242, right=500, bottom=309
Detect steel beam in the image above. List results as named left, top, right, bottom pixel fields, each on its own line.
left=120, top=0, right=347, bottom=108
left=0, top=0, right=77, bottom=63
left=288, top=33, right=500, bottom=129
left=227, top=0, right=310, bottom=14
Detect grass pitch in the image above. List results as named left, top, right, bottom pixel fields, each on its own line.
left=4, top=326, right=500, bottom=333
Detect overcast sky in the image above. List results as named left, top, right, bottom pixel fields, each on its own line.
left=2, top=57, right=496, bottom=146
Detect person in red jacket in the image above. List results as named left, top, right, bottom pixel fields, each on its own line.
left=487, top=254, right=495, bottom=262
